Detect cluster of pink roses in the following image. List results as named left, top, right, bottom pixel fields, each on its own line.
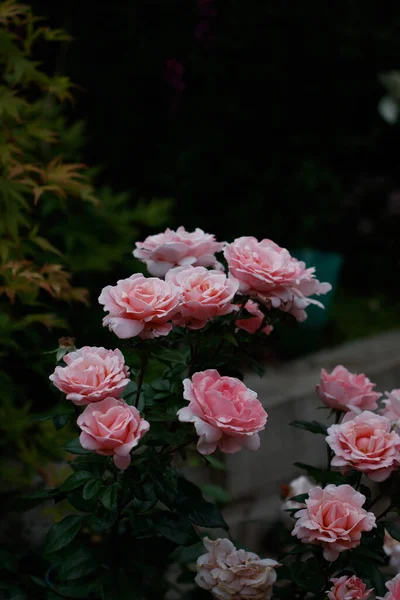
left=99, top=227, right=331, bottom=340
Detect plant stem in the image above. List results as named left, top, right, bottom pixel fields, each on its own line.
left=135, top=352, right=148, bottom=408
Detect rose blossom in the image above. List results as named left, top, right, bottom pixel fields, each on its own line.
left=235, top=299, right=273, bottom=335
left=133, top=226, right=224, bottom=277
left=326, top=411, right=400, bottom=482
left=224, top=236, right=331, bottom=321
left=380, top=389, right=400, bottom=426
left=316, top=365, right=381, bottom=413
left=165, top=266, right=238, bottom=329
left=49, top=346, right=130, bottom=406
left=384, top=530, right=400, bottom=573
left=195, top=537, right=279, bottom=600
left=282, top=475, right=314, bottom=511
left=98, top=273, right=180, bottom=339
left=77, top=397, right=149, bottom=470
left=378, top=574, right=400, bottom=600
left=327, top=575, right=372, bottom=600
left=292, top=484, right=376, bottom=561
left=177, top=369, right=267, bottom=455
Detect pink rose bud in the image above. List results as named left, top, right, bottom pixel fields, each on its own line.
left=316, top=365, right=381, bottom=413
left=292, top=484, right=376, bottom=561
left=379, top=574, right=400, bottom=600
left=326, top=411, right=400, bottom=482
left=49, top=346, right=130, bottom=406
left=224, top=236, right=331, bottom=322
left=235, top=299, right=273, bottom=335
left=380, top=389, right=400, bottom=425
left=77, top=397, right=150, bottom=470
left=98, top=273, right=181, bottom=339
left=133, top=226, right=224, bottom=277
left=165, top=265, right=238, bottom=329
left=177, top=369, right=267, bottom=455
left=327, top=576, right=372, bottom=600
left=195, top=537, right=279, bottom=600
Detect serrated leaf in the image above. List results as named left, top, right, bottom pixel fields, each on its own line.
left=60, top=471, right=93, bottom=492
left=100, top=484, right=119, bottom=511
left=82, top=479, right=102, bottom=501
left=45, top=515, right=83, bottom=554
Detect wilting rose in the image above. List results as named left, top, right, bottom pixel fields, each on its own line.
left=98, top=273, right=180, bottom=339
left=378, top=574, right=400, bottom=600
left=195, top=537, right=279, bottom=600
left=50, top=346, right=130, bottom=406
left=77, top=397, right=150, bottom=470
left=235, top=300, right=273, bottom=335
left=380, top=390, right=400, bottom=426
left=326, top=411, right=400, bottom=482
left=177, top=369, right=267, bottom=455
left=165, top=265, right=238, bottom=329
left=327, top=576, right=372, bottom=600
left=133, top=226, right=224, bottom=277
left=292, top=484, right=376, bottom=561
left=224, top=236, right=331, bottom=321
left=316, top=365, right=381, bottom=413
left=282, top=475, right=314, bottom=511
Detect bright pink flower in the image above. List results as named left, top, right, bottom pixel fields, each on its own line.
left=165, top=266, right=238, bottom=329
left=316, top=365, right=381, bottom=413
left=49, top=346, right=130, bottom=406
left=224, top=236, right=331, bottom=321
left=177, top=369, right=267, bottom=455
left=380, top=389, right=400, bottom=425
left=326, top=411, right=400, bottom=482
left=98, top=274, right=180, bottom=339
left=235, top=299, right=273, bottom=335
left=292, top=484, right=376, bottom=561
left=133, top=226, right=224, bottom=277
left=379, top=574, right=400, bottom=600
left=327, top=575, right=372, bottom=600
left=77, top=397, right=149, bottom=470
left=195, top=537, right=279, bottom=600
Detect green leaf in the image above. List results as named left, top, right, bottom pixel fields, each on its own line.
left=287, top=493, right=309, bottom=504
left=100, top=484, right=119, bottom=511
left=290, top=420, right=328, bottom=435
left=60, top=471, right=93, bottom=492
left=294, top=462, right=346, bottom=485
left=203, top=455, right=226, bottom=471
left=47, top=580, right=101, bottom=599
left=45, top=515, right=83, bottom=554
left=152, top=470, right=177, bottom=508
left=53, top=413, right=70, bottom=430
left=58, top=548, right=97, bottom=580
left=88, top=510, right=118, bottom=533
left=150, top=347, right=187, bottom=365
left=385, top=521, right=400, bottom=542
left=82, top=479, right=102, bottom=501
left=62, top=438, right=91, bottom=455
left=188, top=501, right=228, bottom=529
left=153, top=512, right=198, bottom=546
left=201, top=484, right=231, bottom=504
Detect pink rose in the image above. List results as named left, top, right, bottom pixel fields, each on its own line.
left=235, top=299, right=273, bottom=335
left=133, top=226, right=224, bottom=277
left=49, top=346, right=130, bottom=406
left=379, top=574, right=400, bottom=600
left=77, top=397, right=150, bottom=470
left=327, top=576, right=372, bottom=600
left=98, top=273, right=180, bottom=339
left=380, top=389, right=400, bottom=425
left=326, top=411, right=400, bottom=482
left=292, top=484, right=376, bottom=561
left=165, top=266, right=238, bottom=329
left=224, top=236, right=331, bottom=321
left=316, top=365, right=381, bottom=413
left=177, top=369, right=267, bottom=455
left=195, top=537, right=279, bottom=600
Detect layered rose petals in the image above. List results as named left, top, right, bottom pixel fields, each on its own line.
left=235, top=299, right=273, bottom=335
left=327, top=576, right=372, bottom=600
left=379, top=574, right=400, bottom=600
left=316, top=365, right=381, bottom=413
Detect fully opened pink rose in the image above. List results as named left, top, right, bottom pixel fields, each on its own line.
left=133, top=226, right=224, bottom=277
left=77, top=397, right=150, bottom=470
left=235, top=299, right=273, bottom=335
left=327, top=576, right=372, bottom=600
left=379, top=574, right=400, bottom=600
left=380, top=389, right=400, bottom=425
left=98, top=273, right=180, bottom=339
left=195, top=537, right=279, bottom=600
left=292, top=484, right=376, bottom=561
left=316, top=365, right=381, bottom=413
left=326, top=411, right=400, bottom=482
left=49, top=346, right=130, bottom=406
left=177, top=369, right=267, bottom=454
left=224, top=236, right=331, bottom=321
left=165, top=266, right=238, bottom=329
